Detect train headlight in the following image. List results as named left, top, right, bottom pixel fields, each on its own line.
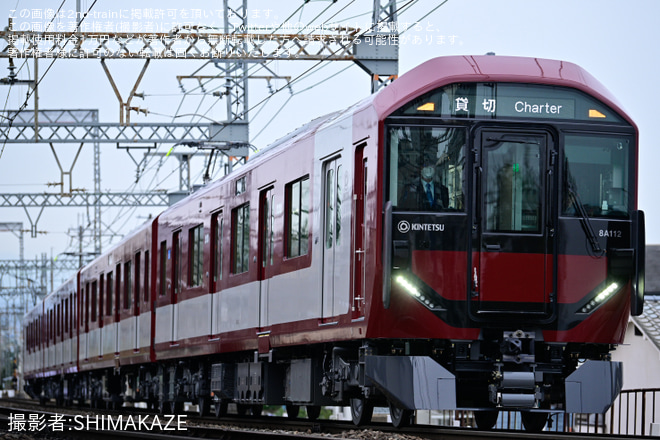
left=395, top=275, right=421, bottom=298
left=580, top=282, right=619, bottom=313
left=395, top=275, right=438, bottom=309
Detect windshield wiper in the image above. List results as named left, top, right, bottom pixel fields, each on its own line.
left=567, top=185, right=603, bottom=254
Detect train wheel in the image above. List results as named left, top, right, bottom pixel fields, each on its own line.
left=306, top=405, right=321, bottom=421
left=389, top=402, right=413, bottom=428
left=250, top=405, right=263, bottom=416
left=286, top=405, right=300, bottom=419
left=350, top=398, right=373, bottom=426
left=236, top=404, right=249, bottom=416
left=521, top=412, right=548, bottom=432
left=198, top=397, right=210, bottom=417
left=474, top=410, right=499, bottom=430
left=214, top=401, right=228, bottom=418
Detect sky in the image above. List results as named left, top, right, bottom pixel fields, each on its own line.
left=1, top=0, right=659, bottom=287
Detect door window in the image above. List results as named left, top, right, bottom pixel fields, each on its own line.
left=484, top=138, right=542, bottom=233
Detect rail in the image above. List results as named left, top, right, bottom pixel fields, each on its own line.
left=426, top=388, right=660, bottom=435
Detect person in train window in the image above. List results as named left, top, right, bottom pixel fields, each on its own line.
left=399, top=161, right=449, bottom=211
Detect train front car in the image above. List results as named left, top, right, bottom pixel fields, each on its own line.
left=367, top=56, right=644, bottom=430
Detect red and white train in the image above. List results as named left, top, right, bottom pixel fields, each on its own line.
left=23, top=55, right=645, bottom=431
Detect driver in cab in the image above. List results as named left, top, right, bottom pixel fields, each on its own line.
left=399, top=161, right=449, bottom=211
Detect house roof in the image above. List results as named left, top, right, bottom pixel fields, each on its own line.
left=630, top=245, right=660, bottom=351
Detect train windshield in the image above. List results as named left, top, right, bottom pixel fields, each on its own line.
left=562, top=134, right=630, bottom=218
left=388, top=126, right=466, bottom=211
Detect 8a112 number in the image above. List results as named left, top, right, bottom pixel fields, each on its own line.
left=599, top=229, right=622, bottom=238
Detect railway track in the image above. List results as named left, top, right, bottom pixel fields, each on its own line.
left=0, top=398, right=646, bottom=440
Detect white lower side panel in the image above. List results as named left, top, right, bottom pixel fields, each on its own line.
left=177, top=295, right=210, bottom=340
left=119, top=317, right=136, bottom=353
left=102, top=323, right=117, bottom=356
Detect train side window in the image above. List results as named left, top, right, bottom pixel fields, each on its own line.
left=159, top=240, right=167, bottom=296
left=232, top=204, right=250, bottom=274
left=336, top=165, right=342, bottom=246
left=99, top=274, right=104, bottom=320
left=325, top=168, right=335, bottom=248
left=115, top=264, right=121, bottom=316
left=134, top=251, right=141, bottom=312
left=106, top=272, right=113, bottom=317
left=173, top=231, right=181, bottom=295
left=71, top=292, right=75, bottom=331
left=64, top=298, right=69, bottom=333
left=212, top=212, right=224, bottom=283
left=57, top=304, right=61, bottom=337
left=236, top=176, right=246, bottom=195
left=189, top=224, right=204, bottom=287
left=85, top=283, right=90, bottom=328
left=286, top=176, right=310, bottom=258
left=124, top=260, right=132, bottom=310
left=144, top=250, right=150, bottom=303
left=91, top=281, right=97, bottom=322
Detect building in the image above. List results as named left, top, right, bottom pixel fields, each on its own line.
left=611, top=244, right=660, bottom=389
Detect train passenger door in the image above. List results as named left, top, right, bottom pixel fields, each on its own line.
left=258, top=187, right=274, bottom=328
left=472, top=129, right=554, bottom=316
left=322, top=157, right=347, bottom=319
left=352, top=145, right=367, bottom=319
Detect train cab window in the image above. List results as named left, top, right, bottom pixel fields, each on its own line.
left=106, top=272, right=114, bottom=317
left=160, top=240, right=167, bottom=296
left=562, top=134, right=630, bottom=218
left=287, top=177, right=310, bottom=258
left=124, top=261, right=132, bottom=310
left=232, top=203, right=250, bottom=274
left=389, top=126, right=466, bottom=212
left=189, top=224, right=204, bottom=286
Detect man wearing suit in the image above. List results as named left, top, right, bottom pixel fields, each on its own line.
left=399, top=164, right=449, bottom=211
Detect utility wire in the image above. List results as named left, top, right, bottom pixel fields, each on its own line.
left=0, top=0, right=98, bottom=161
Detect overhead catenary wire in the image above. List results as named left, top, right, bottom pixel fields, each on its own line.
left=27, top=1, right=448, bottom=257
left=0, top=0, right=99, bottom=161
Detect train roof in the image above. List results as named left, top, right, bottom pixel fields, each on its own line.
left=163, top=55, right=638, bottom=222
left=24, top=274, right=77, bottom=320
left=80, top=217, right=154, bottom=274
left=370, top=55, right=635, bottom=127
